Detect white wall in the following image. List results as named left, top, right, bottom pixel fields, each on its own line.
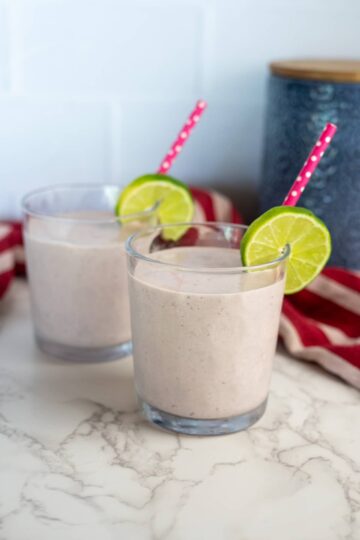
left=1, top=0, right=360, bottom=219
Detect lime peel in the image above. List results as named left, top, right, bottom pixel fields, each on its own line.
left=115, top=174, right=194, bottom=241
left=241, top=206, right=332, bottom=294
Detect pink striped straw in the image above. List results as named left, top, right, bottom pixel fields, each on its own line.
left=283, top=123, right=337, bottom=206
left=157, top=100, right=207, bottom=174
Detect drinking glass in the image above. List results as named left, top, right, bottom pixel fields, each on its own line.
left=23, top=184, right=156, bottom=362
left=126, top=222, right=289, bottom=435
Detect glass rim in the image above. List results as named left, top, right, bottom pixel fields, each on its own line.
left=21, top=183, right=158, bottom=224
left=126, top=221, right=291, bottom=273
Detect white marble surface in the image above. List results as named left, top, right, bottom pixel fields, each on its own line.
left=0, top=280, right=359, bottom=540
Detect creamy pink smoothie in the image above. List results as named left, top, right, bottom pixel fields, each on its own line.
left=129, top=246, right=285, bottom=419
left=25, top=211, right=133, bottom=349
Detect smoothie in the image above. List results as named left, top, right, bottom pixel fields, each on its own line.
left=25, top=211, right=134, bottom=355
left=128, top=246, right=285, bottom=420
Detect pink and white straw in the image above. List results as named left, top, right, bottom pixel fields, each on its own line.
left=283, top=123, right=337, bottom=206
left=157, top=100, right=207, bottom=174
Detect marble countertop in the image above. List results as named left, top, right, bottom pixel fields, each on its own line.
left=1, top=280, right=359, bottom=540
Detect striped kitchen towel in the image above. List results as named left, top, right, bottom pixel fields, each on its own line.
left=281, top=269, right=360, bottom=389
left=0, top=222, right=25, bottom=298
left=1, top=187, right=359, bottom=389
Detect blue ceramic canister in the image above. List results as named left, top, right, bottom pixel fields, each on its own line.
left=261, top=60, right=360, bottom=269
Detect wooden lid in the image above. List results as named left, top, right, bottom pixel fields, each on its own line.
left=270, top=59, right=360, bottom=83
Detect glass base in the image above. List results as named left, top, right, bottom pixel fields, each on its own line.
left=139, top=398, right=268, bottom=436
left=36, top=335, right=132, bottom=362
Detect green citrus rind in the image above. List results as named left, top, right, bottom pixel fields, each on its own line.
left=115, top=174, right=194, bottom=241
left=241, top=206, right=332, bottom=294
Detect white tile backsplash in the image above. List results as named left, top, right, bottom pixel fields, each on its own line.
left=207, top=0, right=360, bottom=101
left=0, top=98, right=111, bottom=217
left=18, top=0, right=202, bottom=98
left=1, top=0, right=360, bottom=218
left=0, top=1, right=9, bottom=92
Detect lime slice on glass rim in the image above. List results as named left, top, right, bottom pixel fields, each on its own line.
left=115, top=174, right=194, bottom=241
left=241, top=206, right=332, bottom=294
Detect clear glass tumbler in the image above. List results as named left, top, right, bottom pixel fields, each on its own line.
left=22, top=184, right=156, bottom=362
left=126, top=222, right=289, bottom=435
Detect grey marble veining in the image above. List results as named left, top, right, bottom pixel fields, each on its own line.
left=0, top=281, right=359, bottom=540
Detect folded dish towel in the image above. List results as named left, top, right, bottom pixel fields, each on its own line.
left=1, top=187, right=359, bottom=389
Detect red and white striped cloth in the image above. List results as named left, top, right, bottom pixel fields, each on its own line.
left=0, top=222, right=25, bottom=298
left=281, top=269, right=360, bottom=389
left=1, top=187, right=359, bottom=389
